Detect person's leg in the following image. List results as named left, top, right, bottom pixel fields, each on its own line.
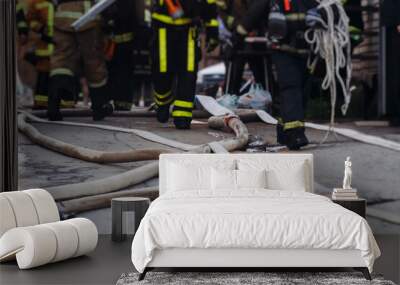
left=226, top=56, right=246, bottom=95
left=33, top=71, right=49, bottom=109
left=77, top=26, right=112, bottom=120
left=152, top=24, right=175, bottom=123
left=110, top=43, right=135, bottom=111
left=272, top=52, right=308, bottom=150
left=172, top=26, right=199, bottom=129
left=248, top=43, right=267, bottom=90
left=48, top=29, right=79, bottom=120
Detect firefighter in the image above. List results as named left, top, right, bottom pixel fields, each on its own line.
left=16, top=1, right=29, bottom=42
left=217, top=0, right=267, bottom=95
left=22, top=0, right=55, bottom=109
left=103, top=0, right=137, bottom=111
left=151, top=0, right=219, bottom=129
left=132, top=0, right=153, bottom=107
left=48, top=0, right=112, bottom=121
left=235, top=0, right=328, bottom=150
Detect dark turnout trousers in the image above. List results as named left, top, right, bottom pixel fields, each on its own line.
left=151, top=22, right=200, bottom=120
left=271, top=52, right=308, bottom=130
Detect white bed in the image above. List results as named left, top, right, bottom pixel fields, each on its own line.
left=131, top=154, right=380, bottom=280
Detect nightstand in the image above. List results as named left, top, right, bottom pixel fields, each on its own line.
left=332, top=198, right=366, bottom=218
left=111, top=197, right=150, bottom=242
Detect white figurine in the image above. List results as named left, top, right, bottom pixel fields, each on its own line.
left=342, top=156, right=352, bottom=190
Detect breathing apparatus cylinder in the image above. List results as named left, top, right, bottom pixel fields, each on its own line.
left=268, top=1, right=287, bottom=41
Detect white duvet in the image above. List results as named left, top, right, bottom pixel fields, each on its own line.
left=131, top=190, right=380, bottom=273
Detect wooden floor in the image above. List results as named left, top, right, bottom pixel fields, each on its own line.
left=0, top=235, right=398, bottom=285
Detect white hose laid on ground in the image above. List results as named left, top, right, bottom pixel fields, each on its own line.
left=305, top=0, right=352, bottom=142
left=196, top=95, right=400, bottom=152
left=20, top=111, right=198, bottom=151
left=42, top=114, right=248, bottom=201
left=18, top=113, right=173, bottom=163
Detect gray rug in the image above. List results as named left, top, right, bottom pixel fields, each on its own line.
left=116, top=272, right=396, bottom=285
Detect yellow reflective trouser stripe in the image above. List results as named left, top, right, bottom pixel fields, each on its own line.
left=115, top=101, right=133, bottom=108
left=61, top=100, right=75, bottom=107
left=55, top=11, right=83, bottom=19
left=152, top=13, right=192, bottom=25
left=88, top=78, right=107, bottom=88
left=50, top=68, right=74, bottom=77
left=114, top=33, right=133, bottom=43
left=207, top=0, right=216, bottom=3
left=18, top=22, right=28, bottom=28
left=30, top=20, right=40, bottom=29
left=35, top=43, right=54, bottom=56
left=283, top=120, right=305, bottom=130
left=172, top=110, right=192, bottom=118
left=34, top=95, right=48, bottom=102
left=47, top=3, right=54, bottom=37
left=174, top=100, right=193, bottom=108
left=159, top=28, right=167, bottom=73
left=187, top=27, right=195, bottom=72
left=154, top=90, right=171, bottom=99
left=285, top=13, right=305, bottom=21
left=206, top=19, right=219, bottom=27
left=55, top=11, right=82, bottom=19
left=154, top=96, right=174, bottom=106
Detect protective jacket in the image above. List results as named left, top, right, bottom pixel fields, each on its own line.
left=54, top=0, right=99, bottom=32
left=25, top=0, right=55, bottom=70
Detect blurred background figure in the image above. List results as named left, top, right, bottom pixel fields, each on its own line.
left=151, top=0, right=219, bottom=129
left=235, top=0, right=336, bottom=150
left=217, top=0, right=267, bottom=95
left=103, top=0, right=137, bottom=111
left=381, top=0, right=400, bottom=126
left=48, top=0, right=112, bottom=121
left=19, top=0, right=55, bottom=110
left=132, top=0, right=153, bottom=107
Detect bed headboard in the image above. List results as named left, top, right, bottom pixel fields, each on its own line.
left=159, top=153, right=314, bottom=195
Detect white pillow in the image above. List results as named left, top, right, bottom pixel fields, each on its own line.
left=211, top=168, right=236, bottom=191
left=167, top=160, right=236, bottom=192
left=211, top=169, right=267, bottom=192
left=238, top=159, right=307, bottom=191
left=168, top=163, right=210, bottom=191
left=236, top=169, right=267, bottom=189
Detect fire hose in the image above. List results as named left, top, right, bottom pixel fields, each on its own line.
left=18, top=112, right=248, bottom=211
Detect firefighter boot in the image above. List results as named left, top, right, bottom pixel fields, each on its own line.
left=156, top=104, right=171, bottom=123
left=284, top=127, right=309, bottom=150
left=47, top=75, right=65, bottom=121
left=276, top=123, right=286, bottom=145
left=89, top=86, right=114, bottom=121
left=174, top=117, right=191, bottom=130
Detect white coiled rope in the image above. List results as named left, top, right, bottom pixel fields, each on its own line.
left=304, top=0, right=352, bottom=142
